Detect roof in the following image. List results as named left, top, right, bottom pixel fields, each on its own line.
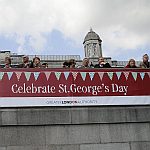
left=83, top=28, right=102, bottom=44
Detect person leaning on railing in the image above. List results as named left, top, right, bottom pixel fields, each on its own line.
left=62, top=61, right=69, bottom=68
left=139, top=54, right=150, bottom=68
left=4, top=57, right=12, bottom=68
left=94, top=57, right=111, bottom=68
left=68, top=59, right=76, bottom=68
left=42, top=63, right=48, bottom=68
left=125, top=59, right=137, bottom=68
left=30, top=57, right=42, bottom=68
left=18, top=55, right=30, bottom=68
left=78, top=57, right=93, bottom=68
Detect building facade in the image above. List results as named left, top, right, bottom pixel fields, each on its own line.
left=83, top=28, right=102, bottom=59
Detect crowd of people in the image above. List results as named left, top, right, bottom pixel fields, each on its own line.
left=2, top=54, right=150, bottom=69
left=3, top=55, right=48, bottom=69
left=125, top=54, right=149, bottom=68
left=63, top=54, right=149, bottom=69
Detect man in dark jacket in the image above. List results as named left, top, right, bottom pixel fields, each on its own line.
left=94, top=57, right=111, bottom=68
left=18, top=55, right=30, bottom=68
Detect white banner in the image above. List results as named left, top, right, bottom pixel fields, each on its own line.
left=0, top=96, right=150, bottom=107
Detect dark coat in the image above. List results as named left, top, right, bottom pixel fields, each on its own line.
left=125, top=65, right=137, bottom=68
left=94, top=63, right=111, bottom=68
left=139, top=62, right=150, bottom=68
left=18, top=63, right=30, bottom=68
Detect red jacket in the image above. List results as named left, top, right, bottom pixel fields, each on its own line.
left=125, top=65, right=137, bottom=68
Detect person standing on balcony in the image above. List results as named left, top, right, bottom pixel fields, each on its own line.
left=62, top=61, right=69, bottom=68
left=4, top=57, right=12, bottom=68
left=42, top=63, right=48, bottom=68
left=125, top=59, right=137, bottom=68
left=94, top=57, right=111, bottom=68
left=18, top=55, right=30, bottom=68
left=140, top=54, right=150, bottom=68
left=79, top=57, right=91, bottom=68
left=30, top=57, right=41, bottom=68
left=68, top=59, right=76, bottom=68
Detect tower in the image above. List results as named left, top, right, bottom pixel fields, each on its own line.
left=83, top=28, right=102, bottom=59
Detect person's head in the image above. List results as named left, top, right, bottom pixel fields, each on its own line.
left=63, top=61, right=69, bottom=68
left=143, top=54, right=149, bottom=63
left=5, top=57, right=11, bottom=65
left=42, top=63, right=48, bottom=68
left=22, top=55, right=29, bottom=63
left=98, top=57, right=105, bottom=64
left=33, top=57, right=41, bottom=68
left=68, top=59, right=76, bottom=68
left=82, top=57, right=89, bottom=67
left=33, top=57, right=40, bottom=65
left=128, top=59, right=136, bottom=67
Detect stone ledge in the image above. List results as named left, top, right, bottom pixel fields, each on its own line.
left=80, top=143, right=130, bottom=150
left=99, top=123, right=150, bottom=143
left=0, top=123, right=150, bottom=146
left=130, top=142, right=150, bottom=150
left=0, top=143, right=130, bottom=150
left=0, top=106, right=150, bottom=126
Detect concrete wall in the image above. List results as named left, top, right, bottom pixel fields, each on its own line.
left=0, top=106, right=150, bottom=150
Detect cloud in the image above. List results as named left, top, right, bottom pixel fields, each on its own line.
left=0, top=0, right=149, bottom=59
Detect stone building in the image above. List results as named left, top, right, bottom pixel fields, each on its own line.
left=83, top=28, right=112, bottom=66
left=83, top=28, right=102, bottom=59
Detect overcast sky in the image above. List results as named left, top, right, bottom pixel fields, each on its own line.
left=0, top=0, right=149, bottom=60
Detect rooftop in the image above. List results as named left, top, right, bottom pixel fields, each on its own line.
left=83, top=28, right=102, bottom=44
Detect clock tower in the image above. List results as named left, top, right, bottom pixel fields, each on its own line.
left=83, top=28, right=102, bottom=59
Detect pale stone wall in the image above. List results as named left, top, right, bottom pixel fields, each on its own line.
left=0, top=106, right=150, bottom=150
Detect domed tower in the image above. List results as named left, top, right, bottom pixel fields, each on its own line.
left=83, top=28, right=102, bottom=59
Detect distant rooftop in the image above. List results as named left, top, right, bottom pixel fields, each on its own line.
left=0, top=50, right=11, bottom=53
left=28, top=55, right=81, bottom=61
left=83, top=28, right=102, bottom=44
